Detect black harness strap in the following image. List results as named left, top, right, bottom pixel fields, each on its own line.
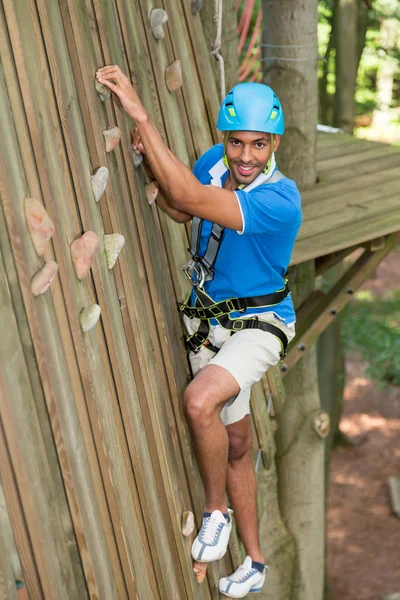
left=182, top=285, right=290, bottom=362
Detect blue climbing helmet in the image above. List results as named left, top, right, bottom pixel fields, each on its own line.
left=216, top=82, right=284, bottom=135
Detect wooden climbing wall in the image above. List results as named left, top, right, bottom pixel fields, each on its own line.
left=0, top=1, right=252, bottom=599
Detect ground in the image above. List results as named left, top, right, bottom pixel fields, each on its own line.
left=327, top=250, right=400, bottom=600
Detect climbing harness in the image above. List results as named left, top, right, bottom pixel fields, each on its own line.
left=180, top=168, right=290, bottom=361
left=180, top=283, right=290, bottom=361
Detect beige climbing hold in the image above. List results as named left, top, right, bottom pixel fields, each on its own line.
left=104, top=233, right=125, bottom=269
left=91, top=167, right=109, bottom=202
left=24, top=198, right=55, bottom=257
left=95, top=79, right=110, bottom=101
left=182, top=511, right=194, bottom=537
left=70, top=231, right=100, bottom=280
left=165, top=60, right=183, bottom=92
left=31, top=261, right=58, bottom=296
left=312, top=410, right=330, bottom=439
left=80, top=304, right=101, bottom=332
left=150, top=8, right=168, bottom=40
left=193, top=561, right=207, bottom=584
left=145, top=181, right=159, bottom=205
left=103, top=126, right=121, bottom=152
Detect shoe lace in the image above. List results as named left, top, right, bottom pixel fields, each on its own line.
left=199, top=516, right=224, bottom=544
left=228, top=564, right=256, bottom=583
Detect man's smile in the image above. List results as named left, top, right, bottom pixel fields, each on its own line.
left=235, top=164, right=258, bottom=177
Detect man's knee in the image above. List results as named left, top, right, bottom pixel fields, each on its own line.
left=183, top=384, right=215, bottom=427
left=227, top=426, right=252, bottom=464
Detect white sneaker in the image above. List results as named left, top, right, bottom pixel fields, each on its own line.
left=219, top=556, right=268, bottom=598
left=191, top=509, right=233, bottom=562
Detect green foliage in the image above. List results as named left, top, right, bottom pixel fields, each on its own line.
left=318, top=0, right=400, bottom=124
left=341, top=286, right=400, bottom=386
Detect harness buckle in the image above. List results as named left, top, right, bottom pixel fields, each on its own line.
left=234, top=297, right=247, bottom=313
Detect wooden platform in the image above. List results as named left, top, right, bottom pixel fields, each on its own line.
left=291, top=132, right=400, bottom=264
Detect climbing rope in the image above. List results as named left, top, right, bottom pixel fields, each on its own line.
left=211, top=0, right=226, bottom=102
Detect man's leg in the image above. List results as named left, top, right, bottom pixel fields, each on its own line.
left=183, top=363, right=240, bottom=513
left=226, top=416, right=265, bottom=563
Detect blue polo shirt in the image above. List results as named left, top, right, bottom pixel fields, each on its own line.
left=191, top=144, right=302, bottom=325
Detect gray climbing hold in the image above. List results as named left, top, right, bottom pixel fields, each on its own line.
left=191, top=0, right=203, bottom=14
left=91, top=166, right=109, bottom=202
left=150, top=8, right=168, bottom=40
left=129, top=146, right=144, bottom=167
left=95, top=79, right=110, bottom=101
left=80, top=304, right=101, bottom=332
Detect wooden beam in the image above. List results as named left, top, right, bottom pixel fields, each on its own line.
left=281, top=233, right=400, bottom=374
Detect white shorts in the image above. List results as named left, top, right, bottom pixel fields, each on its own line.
left=184, top=313, right=296, bottom=426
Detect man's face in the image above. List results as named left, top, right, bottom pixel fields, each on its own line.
left=224, top=130, right=280, bottom=186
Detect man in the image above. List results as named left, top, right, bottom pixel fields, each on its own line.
left=96, top=65, right=301, bottom=598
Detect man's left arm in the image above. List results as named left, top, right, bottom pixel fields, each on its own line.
left=96, top=65, right=243, bottom=230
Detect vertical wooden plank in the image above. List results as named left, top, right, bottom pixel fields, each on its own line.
left=0, top=484, right=18, bottom=600
left=0, top=21, right=123, bottom=598
left=0, top=231, right=84, bottom=600
left=179, top=0, right=221, bottom=143
left=0, top=427, right=43, bottom=600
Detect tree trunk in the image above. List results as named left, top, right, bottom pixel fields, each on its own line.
left=262, top=3, right=323, bottom=600
left=356, top=0, right=369, bottom=72
left=200, top=0, right=239, bottom=97
left=319, top=2, right=337, bottom=125
left=372, top=19, right=397, bottom=129
left=334, top=0, right=358, bottom=133
left=262, top=0, right=318, bottom=188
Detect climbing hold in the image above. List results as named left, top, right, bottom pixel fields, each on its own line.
left=24, top=198, right=55, bottom=257
left=191, top=0, right=203, bottom=14
left=312, top=410, right=330, bottom=440
left=193, top=561, right=207, bottom=584
left=182, top=511, right=194, bottom=537
left=104, top=233, right=125, bottom=269
left=103, top=126, right=121, bottom=152
left=31, top=261, right=58, bottom=296
left=145, top=181, right=159, bottom=205
left=70, top=231, right=100, bottom=280
left=165, top=60, right=183, bottom=92
left=130, top=148, right=144, bottom=167
left=80, top=304, right=101, bottom=332
left=150, top=8, right=168, bottom=40
left=95, top=79, right=110, bottom=102
left=132, top=151, right=143, bottom=167
left=91, top=166, right=109, bottom=202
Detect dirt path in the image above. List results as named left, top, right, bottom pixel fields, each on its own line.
left=327, top=250, right=400, bottom=600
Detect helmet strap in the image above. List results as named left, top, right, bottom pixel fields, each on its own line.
left=223, top=132, right=229, bottom=168
left=263, top=134, right=274, bottom=175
